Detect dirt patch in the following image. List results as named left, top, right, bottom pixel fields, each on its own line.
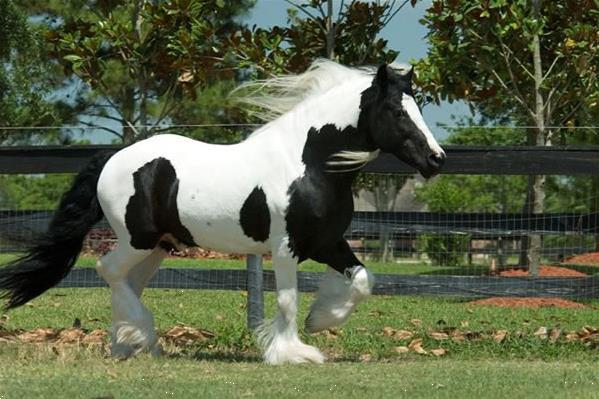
left=498, top=265, right=587, bottom=277
left=469, top=297, right=586, bottom=309
left=563, top=252, right=599, bottom=266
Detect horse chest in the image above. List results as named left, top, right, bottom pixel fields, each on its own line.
left=284, top=171, right=354, bottom=261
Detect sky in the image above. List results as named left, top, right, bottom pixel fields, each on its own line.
left=246, top=0, right=471, bottom=140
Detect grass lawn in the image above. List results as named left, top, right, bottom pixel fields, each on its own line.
left=0, top=252, right=598, bottom=397
left=0, top=288, right=597, bottom=398
left=0, top=352, right=597, bottom=399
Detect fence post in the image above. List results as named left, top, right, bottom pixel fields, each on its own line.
left=246, top=254, right=264, bottom=330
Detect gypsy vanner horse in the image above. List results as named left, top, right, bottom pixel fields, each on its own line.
left=0, top=60, right=445, bottom=364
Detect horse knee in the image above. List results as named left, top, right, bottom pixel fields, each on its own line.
left=95, top=257, right=124, bottom=283
left=276, top=289, right=298, bottom=320
left=348, top=266, right=375, bottom=297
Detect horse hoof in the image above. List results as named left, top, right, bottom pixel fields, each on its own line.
left=264, top=343, right=326, bottom=365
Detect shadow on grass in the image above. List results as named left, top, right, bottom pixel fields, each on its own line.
left=191, top=350, right=262, bottom=363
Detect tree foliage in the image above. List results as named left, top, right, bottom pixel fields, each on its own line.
left=0, top=0, right=62, bottom=143
left=230, top=0, right=404, bottom=77
left=417, top=0, right=599, bottom=137
left=33, top=0, right=255, bottom=143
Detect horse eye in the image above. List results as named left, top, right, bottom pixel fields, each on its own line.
left=394, top=108, right=405, bottom=117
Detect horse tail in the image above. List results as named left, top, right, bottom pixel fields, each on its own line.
left=0, top=151, right=115, bottom=309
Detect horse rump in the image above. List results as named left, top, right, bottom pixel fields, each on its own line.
left=0, top=151, right=114, bottom=309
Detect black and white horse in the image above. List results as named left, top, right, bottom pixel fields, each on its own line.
left=0, top=60, right=444, bottom=364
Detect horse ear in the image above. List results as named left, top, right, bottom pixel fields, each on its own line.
left=376, top=64, right=389, bottom=93
left=405, top=66, right=414, bottom=82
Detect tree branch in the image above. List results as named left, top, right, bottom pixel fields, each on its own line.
left=284, top=1, right=327, bottom=31
left=78, top=120, right=123, bottom=139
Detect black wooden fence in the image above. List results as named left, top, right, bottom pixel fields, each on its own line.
left=1, top=145, right=598, bottom=327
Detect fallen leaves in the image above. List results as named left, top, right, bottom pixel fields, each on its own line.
left=493, top=330, right=508, bottom=343
left=382, top=326, right=413, bottom=340
left=430, top=348, right=448, bottom=357
left=1, top=327, right=107, bottom=346
left=163, top=326, right=215, bottom=346
left=0, top=324, right=216, bottom=348
left=408, top=338, right=427, bottom=354
left=381, top=323, right=598, bottom=356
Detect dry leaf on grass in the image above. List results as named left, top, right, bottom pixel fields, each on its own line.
left=565, top=331, right=580, bottom=342
left=493, top=330, right=508, bottom=343
left=408, top=338, right=427, bottom=355
left=394, top=346, right=409, bottom=354
left=549, top=328, right=562, bottom=343
left=17, top=328, right=59, bottom=343
left=82, top=329, right=108, bottom=345
left=56, top=328, right=86, bottom=344
left=163, top=326, right=215, bottom=345
left=410, top=319, right=423, bottom=327
left=359, top=353, right=372, bottom=363
left=382, top=327, right=413, bottom=340
left=533, top=327, right=548, bottom=339
left=430, top=348, right=448, bottom=357
left=428, top=331, right=449, bottom=341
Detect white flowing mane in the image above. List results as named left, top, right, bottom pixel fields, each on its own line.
left=234, top=59, right=374, bottom=123
left=234, top=60, right=412, bottom=171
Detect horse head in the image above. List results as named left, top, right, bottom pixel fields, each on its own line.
left=359, top=64, right=446, bottom=178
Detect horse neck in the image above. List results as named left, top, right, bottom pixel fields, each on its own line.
left=255, top=78, right=375, bottom=167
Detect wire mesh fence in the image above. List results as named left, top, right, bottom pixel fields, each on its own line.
left=0, top=173, right=597, bottom=299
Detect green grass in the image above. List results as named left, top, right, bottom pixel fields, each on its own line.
left=0, top=353, right=597, bottom=399
left=3, top=288, right=598, bottom=360
left=3, top=252, right=598, bottom=276
left=0, top=289, right=598, bottom=398
left=0, top=287, right=598, bottom=398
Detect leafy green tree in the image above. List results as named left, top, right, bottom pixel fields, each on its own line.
left=417, top=0, right=599, bottom=273
left=29, top=0, right=255, bottom=144
left=230, top=0, right=407, bottom=77
left=0, top=0, right=65, bottom=144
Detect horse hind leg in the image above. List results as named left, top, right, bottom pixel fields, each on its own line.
left=127, top=248, right=167, bottom=297
left=96, top=242, right=159, bottom=359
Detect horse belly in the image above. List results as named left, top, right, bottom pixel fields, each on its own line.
left=176, top=184, right=272, bottom=255
left=182, top=214, right=270, bottom=255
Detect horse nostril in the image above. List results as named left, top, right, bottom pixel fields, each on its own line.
left=428, top=153, right=445, bottom=169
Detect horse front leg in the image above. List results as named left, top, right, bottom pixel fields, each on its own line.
left=256, top=237, right=325, bottom=365
left=305, top=239, right=375, bottom=333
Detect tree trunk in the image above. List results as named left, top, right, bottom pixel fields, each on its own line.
left=523, top=0, right=546, bottom=277
left=373, top=176, right=402, bottom=263
left=325, top=0, right=335, bottom=60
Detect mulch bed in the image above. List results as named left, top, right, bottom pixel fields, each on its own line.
left=563, top=252, right=599, bottom=265
left=468, top=297, right=586, bottom=309
left=498, top=265, right=588, bottom=278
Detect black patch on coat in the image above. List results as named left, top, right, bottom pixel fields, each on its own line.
left=239, top=186, right=270, bottom=242
left=125, top=157, right=196, bottom=250
left=285, top=124, right=373, bottom=263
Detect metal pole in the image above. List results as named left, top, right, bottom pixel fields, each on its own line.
left=246, top=254, right=264, bottom=330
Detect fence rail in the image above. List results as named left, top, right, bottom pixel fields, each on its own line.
left=1, top=145, right=599, bottom=175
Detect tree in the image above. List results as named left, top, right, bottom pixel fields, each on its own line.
left=417, top=0, right=599, bottom=274
left=29, top=0, right=255, bottom=144
left=0, top=0, right=64, bottom=144
left=230, top=0, right=408, bottom=77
